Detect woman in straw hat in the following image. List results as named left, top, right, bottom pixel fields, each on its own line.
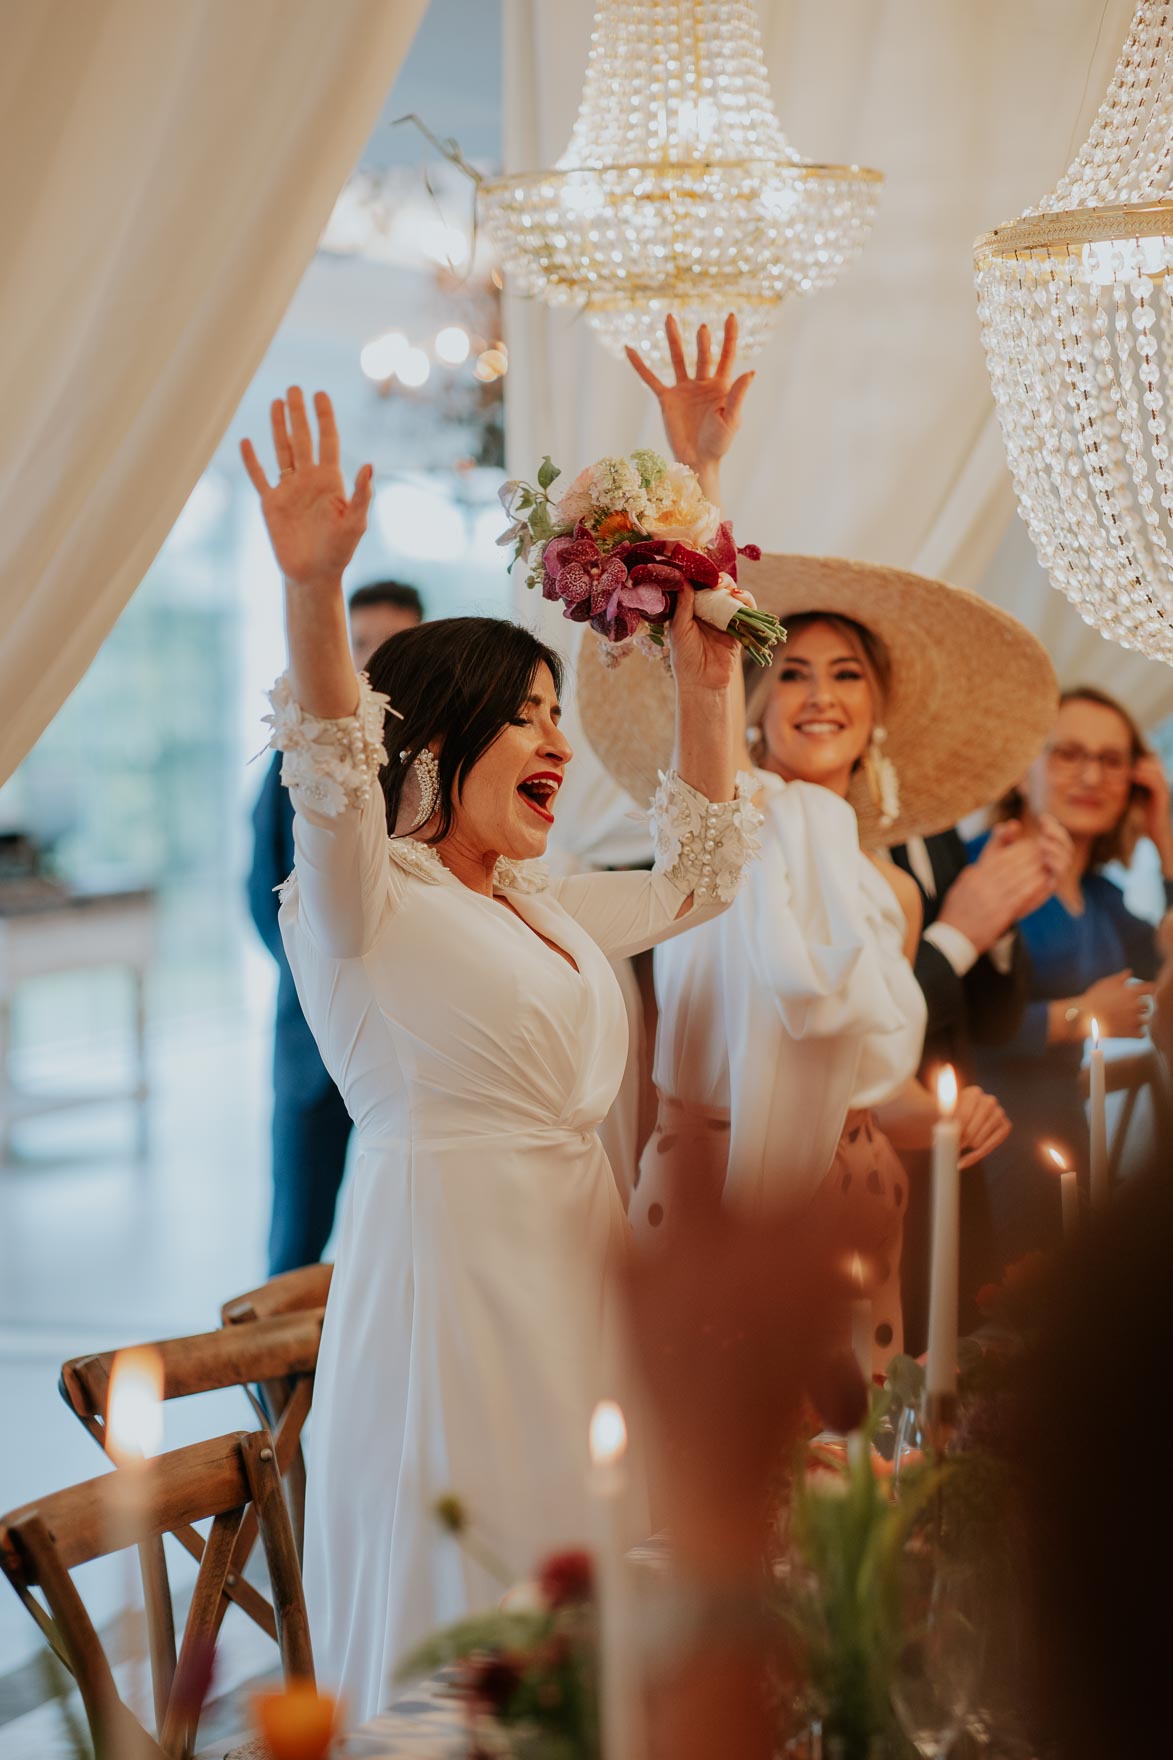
left=578, top=318, right=1060, bottom=1367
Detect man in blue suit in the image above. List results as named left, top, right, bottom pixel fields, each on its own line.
left=248, top=579, right=424, bottom=1274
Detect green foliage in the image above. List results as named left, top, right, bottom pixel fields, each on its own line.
left=396, top=1603, right=599, bottom=1759
left=783, top=1429, right=950, bottom=1760
left=537, top=455, right=561, bottom=491
left=396, top=1608, right=551, bottom=1681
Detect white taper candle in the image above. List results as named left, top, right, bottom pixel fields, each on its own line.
left=589, top=1400, right=639, bottom=1760
left=925, top=1067, right=961, bottom=1402
left=1044, top=1142, right=1079, bottom=1240
left=1088, top=1019, right=1109, bottom=1211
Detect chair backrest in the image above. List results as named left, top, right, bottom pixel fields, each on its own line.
left=220, top=1263, right=333, bottom=1326
left=0, top=1430, right=312, bottom=1760
left=58, top=1312, right=323, bottom=1657
left=1079, top=1044, right=1173, bottom=1182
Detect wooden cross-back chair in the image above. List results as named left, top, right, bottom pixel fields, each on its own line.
left=1079, top=1042, right=1173, bottom=1185
left=219, top=1263, right=333, bottom=1555
left=220, top=1262, right=333, bottom=1326
left=0, top=1430, right=312, bottom=1760
left=59, top=1310, right=322, bottom=1646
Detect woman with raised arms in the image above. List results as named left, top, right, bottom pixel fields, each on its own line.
left=240, top=388, right=760, bottom=1718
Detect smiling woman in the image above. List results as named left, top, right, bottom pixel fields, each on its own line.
left=239, top=387, right=763, bottom=1719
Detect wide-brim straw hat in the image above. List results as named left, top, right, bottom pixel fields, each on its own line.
left=576, top=552, right=1058, bottom=848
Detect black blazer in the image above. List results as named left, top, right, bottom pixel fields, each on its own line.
left=891, top=829, right=1029, bottom=1078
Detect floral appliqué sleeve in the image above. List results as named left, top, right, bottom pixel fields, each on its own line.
left=263, top=671, right=390, bottom=816
left=649, top=770, right=763, bottom=906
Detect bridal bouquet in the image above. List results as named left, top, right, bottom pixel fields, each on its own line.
left=498, top=449, right=784, bottom=666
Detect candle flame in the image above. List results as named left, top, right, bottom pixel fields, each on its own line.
left=589, top=1399, right=627, bottom=1468
left=937, top=1064, right=958, bottom=1117
left=1042, top=1142, right=1069, bottom=1172
left=1091, top=1016, right=1100, bottom=1049
left=849, top=1252, right=865, bottom=1290
left=106, top=1347, right=163, bottom=1466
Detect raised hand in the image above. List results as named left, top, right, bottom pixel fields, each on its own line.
left=240, top=389, right=373, bottom=591
left=625, top=314, right=754, bottom=501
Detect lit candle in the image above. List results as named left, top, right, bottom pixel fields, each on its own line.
left=849, top=1252, right=872, bottom=1386
left=1044, top=1142, right=1079, bottom=1240
left=589, top=1400, right=639, bottom=1760
left=1089, top=1018, right=1109, bottom=1211
left=105, top=1348, right=163, bottom=1730
left=924, top=1067, right=961, bottom=1430
left=847, top=1254, right=872, bottom=1471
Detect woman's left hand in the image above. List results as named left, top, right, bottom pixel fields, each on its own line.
left=1133, top=752, right=1173, bottom=864
left=956, top=1085, right=1011, bottom=1169
left=668, top=583, right=740, bottom=695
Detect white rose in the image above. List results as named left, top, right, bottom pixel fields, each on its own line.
left=644, top=461, right=721, bottom=548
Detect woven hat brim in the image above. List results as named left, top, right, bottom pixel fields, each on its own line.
left=576, top=552, right=1059, bottom=847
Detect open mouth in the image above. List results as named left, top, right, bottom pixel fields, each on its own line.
left=517, top=773, right=561, bottom=824
left=794, top=720, right=847, bottom=737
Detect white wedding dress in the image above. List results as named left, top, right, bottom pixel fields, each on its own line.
left=632, top=771, right=926, bottom=1226
left=264, top=674, right=761, bottom=1722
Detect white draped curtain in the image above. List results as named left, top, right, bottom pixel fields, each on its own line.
left=0, top=0, right=428, bottom=786
left=503, top=0, right=1170, bottom=736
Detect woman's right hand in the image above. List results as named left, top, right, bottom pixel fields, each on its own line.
left=1081, top=968, right=1155, bottom=1039
left=240, top=388, right=373, bottom=590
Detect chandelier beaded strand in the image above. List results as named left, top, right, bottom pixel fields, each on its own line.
left=480, top=0, right=882, bottom=371
left=975, top=1, right=1173, bottom=664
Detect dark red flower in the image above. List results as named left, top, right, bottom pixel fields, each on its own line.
left=457, top=1651, right=524, bottom=1714
left=542, top=529, right=636, bottom=625
left=537, top=1548, right=595, bottom=1609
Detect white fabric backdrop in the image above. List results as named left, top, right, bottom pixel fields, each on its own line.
left=0, top=0, right=428, bottom=786
left=503, top=0, right=1171, bottom=734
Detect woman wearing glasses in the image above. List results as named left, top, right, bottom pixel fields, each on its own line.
left=970, top=686, right=1173, bottom=1265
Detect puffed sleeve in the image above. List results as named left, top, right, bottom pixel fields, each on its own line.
left=263, top=671, right=398, bottom=959
left=717, top=779, right=919, bottom=1206
left=545, top=770, right=763, bottom=961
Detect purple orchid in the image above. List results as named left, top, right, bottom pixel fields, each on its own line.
left=542, top=528, right=636, bottom=626
left=540, top=520, right=764, bottom=644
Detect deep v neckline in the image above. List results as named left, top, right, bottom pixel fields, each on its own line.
left=492, top=892, right=582, bottom=976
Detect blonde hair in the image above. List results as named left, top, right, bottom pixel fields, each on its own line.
left=745, top=612, right=891, bottom=770
left=997, top=685, right=1148, bottom=868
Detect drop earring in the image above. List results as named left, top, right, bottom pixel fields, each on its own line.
left=862, top=726, right=900, bottom=829
left=393, top=746, right=440, bottom=837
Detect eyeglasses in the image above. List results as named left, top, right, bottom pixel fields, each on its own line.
left=1046, top=741, right=1131, bottom=777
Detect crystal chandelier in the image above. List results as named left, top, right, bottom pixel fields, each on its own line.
left=975, top=1, right=1173, bottom=665
left=479, top=0, right=882, bottom=369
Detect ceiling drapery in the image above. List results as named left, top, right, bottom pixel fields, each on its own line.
left=0, top=0, right=428, bottom=786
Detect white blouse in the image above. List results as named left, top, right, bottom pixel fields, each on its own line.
left=652, top=769, right=926, bottom=1208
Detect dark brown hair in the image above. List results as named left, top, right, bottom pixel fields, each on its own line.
left=365, top=617, right=564, bottom=844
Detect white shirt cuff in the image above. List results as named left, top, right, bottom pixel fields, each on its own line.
left=924, top=921, right=979, bottom=977
left=988, top=931, right=1015, bottom=975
